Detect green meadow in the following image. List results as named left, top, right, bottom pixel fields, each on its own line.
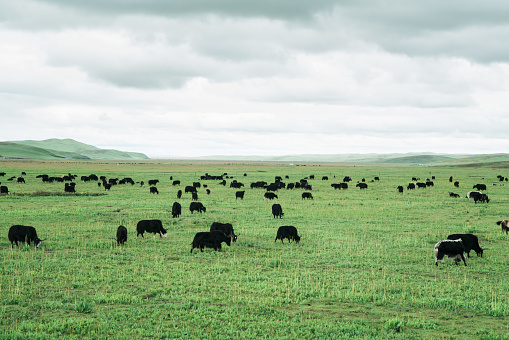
left=1, top=160, right=509, bottom=339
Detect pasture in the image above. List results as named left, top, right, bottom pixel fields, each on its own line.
left=1, top=159, right=509, bottom=339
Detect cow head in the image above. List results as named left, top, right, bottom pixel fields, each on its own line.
left=294, top=235, right=301, bottom=243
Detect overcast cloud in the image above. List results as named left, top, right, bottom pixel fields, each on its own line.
left=1, top=0, right=509, bottom=157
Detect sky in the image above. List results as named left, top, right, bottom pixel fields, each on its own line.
left=1, top=0, right=509, bottom=158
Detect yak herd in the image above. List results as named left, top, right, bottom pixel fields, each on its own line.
left=2, top=169, right=508, bottom=266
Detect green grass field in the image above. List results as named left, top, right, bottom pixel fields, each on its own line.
left=1, top=160, right=509, bottom=339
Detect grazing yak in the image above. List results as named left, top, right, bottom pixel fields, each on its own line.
left=447, top=234, right=483, bottom=258
left=467, top=191, right=490, bottom=203
left=8, top=225, right=43, bottom=248
left=149, top=186, right=159, bottom=194
left=434, top=239, right=467, bottom=266
left=136, top=220, right=167, bottom=239
left=264, top=192, right=278, bottom=200
left=210, top=222, right=238, bottom=242
left=302, top=192, right=313, bottom=199
left=172, top=202, right=182, bottom=218
left=356, top=183, right=368, bottom=189
left=148, top=179, right=159, bottom=186
left=190, top=202, right=206, bottom=214
left=190, top=231, right=233, bottom=253
left=496, top=220, right=509, bottom=234
left=64, top=182, right=76, bottom=193
left=272, top=204, right=284, bottom=219
left=235, top=191, right=245, bottom=200
left=275, top=226, right=301, bottom=244
left=116, top=225, right=127, bottom=245
left=473, top=184, right=487, bottom=191
left=185, top=186, right=197, bottom=194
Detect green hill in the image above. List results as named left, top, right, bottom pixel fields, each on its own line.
left=0, top=139, right=149, bottom=160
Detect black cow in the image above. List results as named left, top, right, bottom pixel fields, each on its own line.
left=275, top=226, right=301, bottom=244
left=210, top=222, right=237, bottom=242
left=1, top=185, right=9, bottom=194
left=64, top=182, right=76, bottom=193
left=190, top=231, right=233, bottom=253
left=17, top=177, right=25, bottom=183
left=302, top=192, right=313, bottom=199
left=496, top=220, right=509, bottom=234
left=416, top=182, right=427, bottom=188
left=343, top=176, right=352, bottom=182
left=272, top=204, right=284, bottom=219
left=185, top=186, right=197, bottom=193
left=116, top=225, right=127, bottom=245
left=473, top=184, right=487, bottom=191
left=230, top=182, right=244, bottom=189
left=397, top=186, right=404, bottom=193
left=8, top=225, right=43, bottom=248
left=177, top=189, right=182, bottom=199
left=407, top=183, right=415, bottom=190
left=264, top=192, right=278, bottom=200
left=447, top=234, right=483, bottom=258
left=467, top=191, right=490, bottom=203
left=449, top=192, right=460, bottom=198
left=150, top=187, right=159, bottom=194
left=434, top=239, right=467, bottom=266
left=172, top=180, right=181, bottom=186
left=356, top=183, right=368, bottom=189
left=148, top=179, right=159, bottom=186
left=235, top=191, right=245, bottom=200
left=172, top=202, right=182, bottom=218
left=136, top=220, right=167, bottom=239
left=190, top=202, right=206, bottom=214
left=454, top=181, right=460, bottom=188
left=191, top=192, right=198, bottom=201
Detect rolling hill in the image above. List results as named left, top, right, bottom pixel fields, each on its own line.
left=0, top=139, right=149, bottom=160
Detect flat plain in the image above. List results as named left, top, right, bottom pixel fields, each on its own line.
left=1, top=159, right=508, bottom=339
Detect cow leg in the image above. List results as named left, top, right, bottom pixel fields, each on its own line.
left=461, top=254, right=467, bottom=266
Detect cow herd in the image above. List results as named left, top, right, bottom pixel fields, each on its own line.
left=1, top=169, right=507, bottom=267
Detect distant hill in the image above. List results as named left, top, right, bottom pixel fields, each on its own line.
left=0, top=139, right=149, bottom=160
left=190, top=153, right=509, bottom=165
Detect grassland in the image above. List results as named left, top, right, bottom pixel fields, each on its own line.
left=1, top=159, right=509, bottom=339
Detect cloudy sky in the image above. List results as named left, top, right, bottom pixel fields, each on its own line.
left=1, top=1, right=509, bottom=157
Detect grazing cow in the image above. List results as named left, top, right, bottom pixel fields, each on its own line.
left=103, top=183, right=112, bottom=191
left=272, top=204, right=284, bottom=219
left=1, top=185, right=9, bottom=194
left=64, top=182, right=76, bottom=193
left=416, top=182, right=427, bottom=188
left=302, top=192, right=313, bottom=199
left=210, top=222, right=238, bottom=242
left=275, top=226, right=301, bottom=244
left=467, top=191, right=490, bottom=203
left=449, top=176, right=453, bottom=182
left=172, top=202, right=182, bottom=218
left=356, top=183, right=368, bottom=189
left=116, top=225, right=127, bottom=245
left=150, top=186, right=159, bottom=194
left=343, top=176, right=352, bottom=182
left=447, top=234, right=483, bottom=258
left=397, top=186, right=404, bottom=193
left=374, top=176, right=380, bottom=181
left=16, top=177, right=25, bottom=183
left=230, top=182, right=244, bottom=189
left=407, top=183, right=415, bottom=190
left=449, top=192, right=460, bottom=198
left=193, top=182, right=201, bottom=188
left=473, top=184, right=487, bottom=191
left=287, top=183, right=295, bottom=190
left=136, top=220, right=167, bottom=239
left=496, top=220, right=509, bottom=234
left=206, top=189, right=211, bottom=195
left=235, top=191, right=245, bottom=200
left=190, top=231, right=233, bottom=253
left=177, top=190, right=182, bottom=199
left=426, top=181, right=434, bottom=187
left=434, top=239, right=467, bottom=266
left=454, top=181, right=460, bottom=188
left=8, top=225, right=43, bottom=248
left=185, top=186, right=197, bottom=193
left=190, top=202, right=206, bottom=214
left=322, top=176, right=328, bottom=180
left=264, top=192, right=278, bottom=200
left=172, top=180, right=181, bottom=186
left=148, top=179, right=159, bottom=186
left=191, top=192, right=198, bottom=201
